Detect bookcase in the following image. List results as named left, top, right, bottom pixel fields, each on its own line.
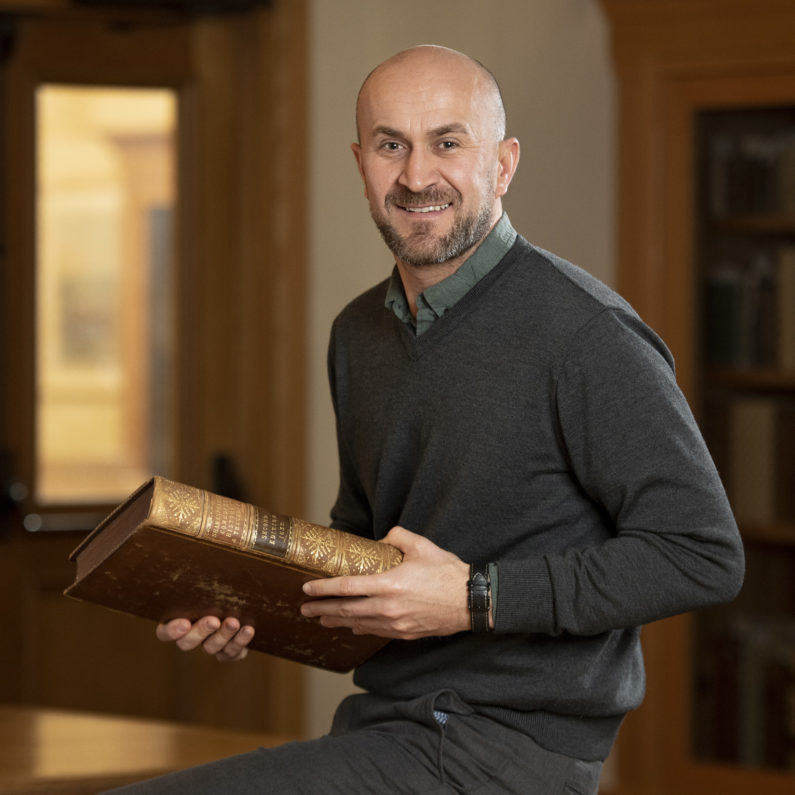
left=693, top=108, right=795, bottom=770
left=601, top=2, right=795, bottom=793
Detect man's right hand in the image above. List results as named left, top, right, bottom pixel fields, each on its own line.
left=155, top=616, right=254, bottom=662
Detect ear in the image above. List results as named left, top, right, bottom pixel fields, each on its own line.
left=351, top=142, right=369, bottom=199
left=494, top=137, right=520, bottom=199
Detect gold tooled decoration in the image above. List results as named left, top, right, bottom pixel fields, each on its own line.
left=287, top=518, right=402, bottom=577
left=154, top=478, right=203, bottom=535
left=291, top=519, right=342, bottom=575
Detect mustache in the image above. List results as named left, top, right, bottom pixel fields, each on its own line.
left=385, top=187, right=460, bottom=208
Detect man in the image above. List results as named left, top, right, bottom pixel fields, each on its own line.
left=113, top=46, right=744, bottom=794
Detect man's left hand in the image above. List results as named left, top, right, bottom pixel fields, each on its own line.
left=300, top=526, right=471, bottom=640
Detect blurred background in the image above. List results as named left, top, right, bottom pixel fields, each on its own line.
left=0, top=2, right=793, bottom=793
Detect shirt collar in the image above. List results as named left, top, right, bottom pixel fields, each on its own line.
left=385, top=213, right=517, bottom=333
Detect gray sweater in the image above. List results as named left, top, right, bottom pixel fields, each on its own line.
left=327, top=236, right=744, bottom=761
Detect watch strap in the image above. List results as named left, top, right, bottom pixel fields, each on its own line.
left=468, top=563, right=491, bottom=633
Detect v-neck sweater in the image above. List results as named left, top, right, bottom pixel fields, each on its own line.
left=326, top=234, right=744, bottom=761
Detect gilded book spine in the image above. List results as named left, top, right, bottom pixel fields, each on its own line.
left=149, top=477, right=402, bottom=577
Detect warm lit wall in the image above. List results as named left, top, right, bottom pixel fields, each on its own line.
left=305, top=0, right=615, bottom=738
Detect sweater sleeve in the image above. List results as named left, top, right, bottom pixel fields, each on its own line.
left=495, top=308, right=745, bottom=637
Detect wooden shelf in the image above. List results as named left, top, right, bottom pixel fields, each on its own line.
left=705, top=369, right=795, bottom=393
left=741, top=523, right=795, bottom=546
left=709, top=214, right=795, bottom=235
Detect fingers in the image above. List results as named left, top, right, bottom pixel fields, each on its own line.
left=155, top=616, right=255, bottom=662
left=302, top=596, right=420, bottom=640
left=155, top=618, right=194, bottom=642
left=303, top=572, right=375, bottom=599
left=169, top=615, right=222, bottom=651
left=205, top=620, right=255, bottom=662
left=302, top=596, right=376, bottom=632
left=300, top=525, right=471, bottom=639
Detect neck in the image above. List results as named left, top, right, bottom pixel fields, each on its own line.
left=394, top=260, right=461, bottom=318
left=394, top=210, right=501, bottom=318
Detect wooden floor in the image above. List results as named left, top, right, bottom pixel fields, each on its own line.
left=0, top=705, right=296, bottom=794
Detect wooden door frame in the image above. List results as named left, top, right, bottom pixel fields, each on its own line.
left=0, top=0, right=308, bottom=736
left=176, top=1, right=310, bottom=734
left=1, top=0, right=308, bottom=518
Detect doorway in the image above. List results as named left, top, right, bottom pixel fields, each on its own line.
left=0, top=1, right=307, bottom=736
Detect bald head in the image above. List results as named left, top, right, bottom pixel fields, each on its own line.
left=355, top=45, right=507, bottom=144
left=350, top=45, right=520, bottom=273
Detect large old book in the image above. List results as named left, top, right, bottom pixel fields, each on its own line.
left=65, top=477, right=402, bottom=672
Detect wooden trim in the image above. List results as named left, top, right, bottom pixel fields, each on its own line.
left=175, top=0, right=309, bottom=735
left=603, top=0, right=795, bottom=23
left=175, top=0, right=308, bottom=517
left=0, top=17, right=37, bottom=499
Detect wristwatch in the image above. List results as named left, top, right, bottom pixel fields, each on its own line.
left=468, top=563, right=492, bottom=633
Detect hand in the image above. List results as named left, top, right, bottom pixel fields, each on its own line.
left=300, top=526, right=471, bottom=640
left=155, top=616, right=255, bottom=662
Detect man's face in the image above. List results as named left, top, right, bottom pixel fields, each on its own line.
left=352, top=53, right=510, bottom=270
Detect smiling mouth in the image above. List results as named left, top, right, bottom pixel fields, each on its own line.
left=401, top=203, right=451, bottom=214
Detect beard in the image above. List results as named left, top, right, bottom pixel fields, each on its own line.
left=371, top=186, right=495, bottom=267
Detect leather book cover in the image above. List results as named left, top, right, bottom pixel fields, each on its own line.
left=64, top=477, right=402, bottom=672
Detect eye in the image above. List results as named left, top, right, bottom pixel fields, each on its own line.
left=438, top=140, right=458, bottom=151
left=380, top=141, right=403, bottom=153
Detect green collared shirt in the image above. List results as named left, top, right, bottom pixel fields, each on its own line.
left=384, top=213, right=518, bottom=336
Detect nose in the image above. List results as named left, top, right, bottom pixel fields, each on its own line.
left=398, top=147, right=438, bottom=193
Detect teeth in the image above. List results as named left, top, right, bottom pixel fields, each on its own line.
left=404, top=203, right=450, bottom=213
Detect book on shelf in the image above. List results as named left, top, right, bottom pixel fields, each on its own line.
left=725, top=398, right=795, bottom=528
left=705, top=255, right=776, bottom=370
left=779, top=246, right=795, bottom=371
left=64, top=476, right=403, bottom=672
left=706, top=127, right=795, bottom=218
left=704, top=246, right=795, bottom=372
left=777, top=404, right=795, bottom=525
left=728, top=399, right=777, bottom=526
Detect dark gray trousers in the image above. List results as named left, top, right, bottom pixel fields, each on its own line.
left=103, top=690, right=603, bottom=794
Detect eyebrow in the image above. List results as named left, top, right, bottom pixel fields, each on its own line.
left=372, top=126, right=405, bottom=139
left=371, top=123, right=472, bottom=139
left=432, top=123, right=471, bottom=137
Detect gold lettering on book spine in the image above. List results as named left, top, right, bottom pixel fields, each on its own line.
left=254, top=510, right=291, bottom=558
left=151, top=479, right=255, bottom=549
